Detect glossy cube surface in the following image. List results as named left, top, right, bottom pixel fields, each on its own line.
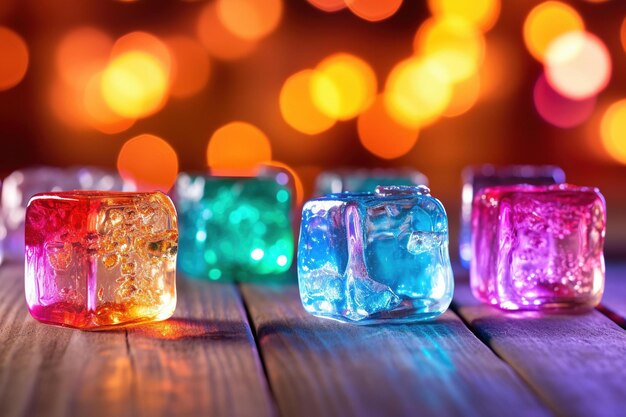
left=471, top=184, right=605, bottom=310
left=25, top=191, right=178, bottom=329
left=315, top=168, right=428, bottom=195
left=298, top=185, right=453, bottom=324
left=459, top=165, right=565, bottom=267
left=2, top=166, right=132, bottom=260
left=176, top=173, right=294, bottom=279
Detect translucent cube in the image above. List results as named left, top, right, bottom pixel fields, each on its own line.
left=25, top=191, right=178, bottom=329
left=175, top=172, right=294, bottom=280
left=2, top=166, right=133, bottom=260
left=459, top=165, right=565, bottom=268
left=315, top=168, right=428, bottom=195
left=470, top=184, right=605, bottom=310
left=298, top=185, right=453, bottom=324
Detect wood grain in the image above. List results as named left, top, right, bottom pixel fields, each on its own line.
left=240, top=280, right=551, bottom=417
left=453, top=275, right=626, bottom=417
left=0, top=263, right=276, bottom=417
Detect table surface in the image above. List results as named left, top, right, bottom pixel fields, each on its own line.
left=1, top=262, right=626, bottom=417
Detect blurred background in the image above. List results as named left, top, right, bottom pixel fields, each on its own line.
left=0, top=0, right=625, bottom=259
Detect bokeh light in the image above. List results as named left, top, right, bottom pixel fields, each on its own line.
left=384, top=57, right=452, bottom=128
left=346, top=0, right=403, bottom=22
left=207, top=121, right=272, bottom=175
left=544, top=31, right=611, bottom=100
left=117, top=134, right=179, bottom=192
left=280, top=69, right=336, bottom=135
left=523, top=1, right=584, bottom=62
left=111, top=31, right=171, bottom=72
left=311, top=53, right=377, bottom=120
left=100, top=51, right=170, bottom=119
left=0, top=27, right=29, bottom=91
left=414, top=17, right=485, bottom=83
left=308, top=0, right=346, bottom=12
left=216, top=0, right=282, bottom=41
left=600, top=99, right=626, bottom=165
left=622, top=17, right=626, bottom=54
left=443, top=72, right=480, bottom=117
left=56, top=27, right=112, bottom=90
left=428, top=0, right=501, bottom=32
left=533, top=73, right=595, bottom=128
left=165, top=36, right=211, bottom=99
left=83, top=73, right=135, bottom=134
left=196, top=2, right=257, bottom=60
left=358, top=95, right=419, bottom=159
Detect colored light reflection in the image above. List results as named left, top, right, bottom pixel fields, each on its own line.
left=545, top=31, right=611, bottom=100
left=196, top=2, right=257, bottom=60
left=358, top=95, right=419, bottom=159
left=165, top=36, right=211, bottom=99
left=533, top=73, right=595, bottom=128
left=414, top=17, right=485, bottom=83
left=207, top=121, right=272, bottom=175
left=261, top=161, right=305, bottom=206
left=311, top=53, right=377, bottom=121
left=280, top=69, right=336, bottom=135
left=385, top=57, right=452, bottom=128
left=0, top=26, right=29, bottom=91
left=56, top=27, right=112, bottom=90
left=346, top=0, right=403, bottom=22
left=216, top=0, right=282, bottom=41
left=523, top=1, right=584, bottom=62
left=308, top=0, right=346, bottom=12
left=100, top=51, right=169, bottom=119
left=444, top=72, right=480, bottom=117
left=428, top=0, right=501, bottom=32
left=600, top=99, right=626, bottom=165
left=117, top=134, right=179, bottom=192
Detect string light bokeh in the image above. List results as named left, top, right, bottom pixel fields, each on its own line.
left=1, top=0, right=626, bottom=255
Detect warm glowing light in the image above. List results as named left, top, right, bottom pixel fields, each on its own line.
left=216, top=0, right=282, bottom=41
left=280, top=69, right=336, bottom=135
left=384, top=57, right=452, bottom=128
left=622, top=18, right=626, bottom=54
left=428, top=0, right=501, bottom=32
left=544, top=31, right=611, bottom=100
left=523, top=1, right=584, bottom=62
left=117, top=134, right=179, bottom=192
left=443, top=73, right=480, bottom=117
left=207, top=121, right=272, bottom=175
left=0, top=26, right=29, bottom=91
left=260, top=161, right=305, bottom=206
left=165, top=36, right=211, bottom=99
left=100, top=51, right=169, bottom=119
left=83, top=74, right=135, bottom=134
left=346, top=0, right=403, bottom=22
left=111, top=32, right=171, bottom=72
left=56, top=27, right=113, bottom=90
left=533, top=73, right=595, bottom=128
left=479, top=37, right=523, bottom=101
left=311, top=53, right=377, bottom=120
left=600, top=100, right=626, bottom=165
left=414, top=17, right=485, bottom=83
left=308, top=0, right=346, bottom=12
left=49, top=81, right=88, bottom=130
left=196, top=2, right=257, bottom=60
left=358, top=95, right=419, bottom=159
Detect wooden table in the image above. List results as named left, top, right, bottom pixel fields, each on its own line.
left=1, top=262, right=626, bottom=417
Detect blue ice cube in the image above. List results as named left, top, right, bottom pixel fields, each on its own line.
left=297, top=185, right=453, bottom=324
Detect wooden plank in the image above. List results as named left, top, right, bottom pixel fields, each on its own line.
left=240, top=280, right=552, bottom=417
left=126, top=277, right=276, bottom=417
left=598, top=263, right=626, bottom=326
left=0, top=263, right=276, bottom=417
left=453, top=275, right=626, bottom=417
